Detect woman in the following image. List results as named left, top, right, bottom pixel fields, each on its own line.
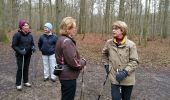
left=102, top=21, right=139, bottom=100
left=38, top=22, right=57, bottom=82
left=12, top=19, right=35, bottom=91
left=55, top=17, right=86, bottom=100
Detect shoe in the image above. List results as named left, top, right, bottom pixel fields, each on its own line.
left=51, top=79, right=56, bottom=82
left=16, top=85, right=22, bottom=91
left=44, top=78, right=49, bottom=82
left=24, top=82, right=31, bottom=87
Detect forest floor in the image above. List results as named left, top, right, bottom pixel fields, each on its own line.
left=0, top=31, right=170, bottom=100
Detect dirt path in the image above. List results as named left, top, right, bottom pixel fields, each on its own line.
left=0, top=34, right=170, bottom=100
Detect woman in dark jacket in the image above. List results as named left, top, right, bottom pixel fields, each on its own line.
left=38, top=23, right=58, bottom=82
left=55, top=17, right=86, bottom=100
left=12, top=19, right=35, bottom=91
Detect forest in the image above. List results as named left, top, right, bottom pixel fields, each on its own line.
left=0, top=0, right=170, bottom=100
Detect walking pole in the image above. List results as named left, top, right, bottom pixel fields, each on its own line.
left=80, top=66, right=86, bottom=100
left=97, top=66, right=113, bottom=100
left=21, top=54, right=25, bottom=87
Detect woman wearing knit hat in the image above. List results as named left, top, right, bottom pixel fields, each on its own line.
left=38, top=22, right=58, bottom=82
left=102, top=21, right=139, bottom=100
left=12, top=19, right=36, bottom=91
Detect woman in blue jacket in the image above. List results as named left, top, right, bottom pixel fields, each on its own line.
left=38, top=23, right=58, bottom=82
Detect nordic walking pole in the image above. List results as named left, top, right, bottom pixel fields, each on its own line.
left=97, top=66, right=113, bottom=100
left=80, top=66, right=86, bottom=100
left=21, top=53, right=25, bottom=87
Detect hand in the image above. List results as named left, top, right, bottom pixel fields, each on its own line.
left=116, top=70, right=128, bottom=82
left=32, top=46, right=36, bottom=53
left=81, top=58, right=86, bottom=66
left=19, top=49, right=26, bottom=55
left=104, top=65, right=109, bottom=74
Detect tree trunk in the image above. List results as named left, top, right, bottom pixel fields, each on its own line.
left=39, top=0, right=43, bottom=30
left=162, top=0, right=169, bottom=39
left=56, top=0, right=63, bottom=33
left=143, top=0, right=149, bottom=46
left=0, top=0, right=8, bottom=42
left=105, top=0, right=111, bottom=34
left=118, top=0, right=125, bottom=20
left=78, top=0, right=86, bottom=34
left=29, top=0, right=32, bottom=28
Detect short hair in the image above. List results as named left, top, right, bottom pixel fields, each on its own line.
left=59, top=17, right=76, bottom=35
left=112, top=21, right=128, bottom=36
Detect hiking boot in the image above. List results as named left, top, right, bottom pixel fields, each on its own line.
left=16, top=85, right=22, bottom=91
left=24, top=82, right=31, bottom=87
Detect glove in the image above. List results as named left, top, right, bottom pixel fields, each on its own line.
left=19, top=49, right=26, bottom=55
left=32, top=46, right=36, bottom=53
left=81, top=58, right=86, bottom=66
left=104, top=65, right=109, bottom=74
left=116, top=69, right=128, bottom=82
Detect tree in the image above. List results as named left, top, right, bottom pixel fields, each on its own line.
left=0, top=0, right=8, bottom=42
left=162, top=0, right=169, bottom=39
left=78, top=0, right=86, bottom=34
left=29, top=0, right=32, bottom=28
left=118, top=0, right=125, bottom=20
left=55, top=0, right=63, bottom=33
left=39, top=0, right=43, bottom=30
left=105, top=0, right=111, bottom=34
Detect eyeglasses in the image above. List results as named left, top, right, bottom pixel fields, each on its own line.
left=112, top=26, right=120, bottom=30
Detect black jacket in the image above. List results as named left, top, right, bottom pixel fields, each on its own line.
left=38, top=33, right=58, bottom=55
left=12, top=30, right=35, bottom=56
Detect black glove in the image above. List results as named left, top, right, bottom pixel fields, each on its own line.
left=104, top=65, right=109, bottom=74
left=116, top=69, right=128, bottom=82
left=32, top=46, right=36, bottom=53
left=19, top=49, right=26, bottom=55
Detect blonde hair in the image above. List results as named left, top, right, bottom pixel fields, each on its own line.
left=112, top=21, right=128, bottom=36
left=59, top=17, right=76, bottom=35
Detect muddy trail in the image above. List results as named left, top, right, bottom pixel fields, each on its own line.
left=0, top=33, right=170, bottom=100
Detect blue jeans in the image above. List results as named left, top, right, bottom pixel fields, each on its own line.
left=111, top=84, right=133, bottom=100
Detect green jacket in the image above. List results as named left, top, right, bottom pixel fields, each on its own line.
left=102, top=37, right=139, bottom=85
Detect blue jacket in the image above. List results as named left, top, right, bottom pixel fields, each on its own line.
left=38, top=33, right=58, bottom=55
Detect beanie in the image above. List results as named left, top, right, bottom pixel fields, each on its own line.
left=44, top=23, right=53, bottom=30
left=19, top=19, right=27, bottom=29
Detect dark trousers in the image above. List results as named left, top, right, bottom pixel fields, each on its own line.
left=60, top=79, right=76, bottom=100
left=111, top=84, right=133, bottom=100
left=16, top=54, right=31, bottom=86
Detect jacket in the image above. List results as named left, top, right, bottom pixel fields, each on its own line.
left=38, top=33, right=57, bottom=55
left=102, top=37, right=139, bottom=85
left=12, top=30, right=35, bottom=56
left=55, top=35, right=86, bottom=80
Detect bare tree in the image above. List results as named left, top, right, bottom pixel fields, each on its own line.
left=118, top=0, right=125, bottom=20
left=162, top=0, right=169, bottom=39
left=56, top=0, right=63, bottom=33
left=105, top=0, right=111, bottom=34
left=39, top=0, right=43, bottom=30
left=29, top=0, right=32, bottom=28
left=0, top=0, right=8, bottom=42
left=78, top=0, right=86, bottom=34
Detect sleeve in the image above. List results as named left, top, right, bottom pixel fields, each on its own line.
left=62, top=40, right=82, bottom=70
left=102, top=41, right=109, bottom=66
left=38, top=36, right=42, bottom=50
left=124, top=44, right=139, bottom=74
left=31, top=35, right=35, bottom=47
left=11, top=33, right=20, bottom=53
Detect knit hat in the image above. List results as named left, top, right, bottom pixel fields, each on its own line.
left=19, top=19, right=27, bottom=29
left=44, top=23, right=53, bottom=30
